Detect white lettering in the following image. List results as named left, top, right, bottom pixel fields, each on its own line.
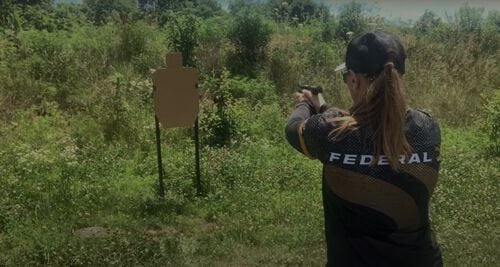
left=423, top=152, right=432, bottom=162
left=326, top=152, right=432, bottom=165
left=329, top=152, right=341, bottom=162
left=399, top=155, right=406, bottom=164
left=360, top=155, right=374, bottom=165
left=407, top=153, right=421, bottom=164
left=378, top=155, right=390, bottom=165
left=343, top=154, right=357, bottom=165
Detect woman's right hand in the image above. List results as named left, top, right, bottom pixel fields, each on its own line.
left=298, top=89, right=323, bottom=113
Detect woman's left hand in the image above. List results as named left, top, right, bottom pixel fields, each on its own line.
left=295, top=90, right=321, bottom=113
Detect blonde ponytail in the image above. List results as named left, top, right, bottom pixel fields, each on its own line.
left=330, top=63, right=412, bottom=170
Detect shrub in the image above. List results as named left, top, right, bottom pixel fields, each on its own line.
left=181, top=0, right=222, bottom=19
left=84, top=0, right=138, bottom=25
left=319, top=19, right=337, bottom=43
left=52, top=3, right=88, bottom=30
left=116, top=21, right=167, bottom=74
left=415, top=10, right=442, bottom=34
left=199, top=70, right=237, bottom=147
left=227, top=76, right=275, bottom=102
left=85, top=72, right=152, bottom=146
left=4, top=30, right=80, bottom=109
left=165, top=13, right=199, bottom=67
left=227, top=10, right=272, bottom=77
left=269, top=0, right=329, bottom=24
left=69, top=25, right=118, bottom=82
left=455, top=3, right=484, bottom=35
left=17, top=30, right=77, bottom=85
left=269, top=47, right=297, bottom=99
left=335, top=1, right=367, bottom=41
left=196, top=15, right=231, bottom=74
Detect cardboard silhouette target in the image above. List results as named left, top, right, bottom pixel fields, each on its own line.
left=151, top=53, right=202, bottom=199
left=152, top=53, right=199, bottom=128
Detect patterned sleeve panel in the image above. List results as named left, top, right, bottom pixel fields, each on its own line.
left=302, top=108, right=343, bottom=161
left=285, top=103, right=344, bottom=160
left=405, top=109, right=442, bottom=169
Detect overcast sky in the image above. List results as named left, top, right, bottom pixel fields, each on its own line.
left=330, top=0, right=500, bottom=21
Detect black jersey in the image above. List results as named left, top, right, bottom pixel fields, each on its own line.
left=285, top=102, right=443, bottom=266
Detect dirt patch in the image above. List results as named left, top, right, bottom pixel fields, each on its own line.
left=144, top=227, right=179, bottom=237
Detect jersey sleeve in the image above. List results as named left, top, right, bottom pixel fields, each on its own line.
left=285, top=105, right=342, bottom=160
left=285, top=102, right=315, bottom=158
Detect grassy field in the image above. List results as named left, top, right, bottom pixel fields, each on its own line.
left=0, top=118, right=498, bottom=266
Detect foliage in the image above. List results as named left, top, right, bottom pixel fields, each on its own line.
left=116, top=21, right=167, bottom=73
left=188, top=0, right=223, bottom=19
left=415, top=10, right=441, bottom=34
left=229, top=0, right=249, bottom=15
left=199, top=70, right=237, bottom=147
left=486, top=10, right=500, bottom=31
left=1, top=2, right=87, bottom=31
left=335, top=1, right=367, bottom=41
left=227, top=10, right=271, bottom=77
left=83, top=0, right=138, bottom=25
left=455, top=3, right=484, bottom=35
left=165, top=14, right=199, bottom=67
left=155, top=0, right=221, bottom=18
left=269, top=47, right=297, bottom=99
left=269, top=0, right=329, bottom=24
left=319, top=19, right=337, bottom=43
left=196, top=15, right=231, bottom=74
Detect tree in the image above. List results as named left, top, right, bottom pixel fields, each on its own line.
left=227, top=10, right=271, bottom=77
left=156, top=0, right=184, bottom=12
left=415, top=10, right=441, bottom=34
left=335, top=1, right=366, bottom=41
left=165, top=14, right=199, bottom=67
left=0, top=0, right=52, bottom=29
left=455, top=3, right=484, bottom=34
left=84, top=0, right=137, bottom=25
left=0, top=1, right=15, bottom=28
left=269, top=0, right=327, bottom=24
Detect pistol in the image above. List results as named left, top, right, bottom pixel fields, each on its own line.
left=298, top=85, right=323, bottom=95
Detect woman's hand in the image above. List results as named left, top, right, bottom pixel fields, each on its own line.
left=294, top=89, right=322, bottom=113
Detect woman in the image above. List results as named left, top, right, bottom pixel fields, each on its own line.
left=285, top=30, right=443, bottom=266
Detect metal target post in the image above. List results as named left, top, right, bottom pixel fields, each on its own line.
left=194, top=116, right=201, bottom=196
left=153, top=85, right=166, bottom=200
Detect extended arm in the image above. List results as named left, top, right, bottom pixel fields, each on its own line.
left=285, top=102, right=316, bottom=158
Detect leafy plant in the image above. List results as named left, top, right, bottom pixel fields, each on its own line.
left=165, top=13, right=199, bottom=67
left=335, top=1, right=367, bottom=41
left=227, top=10, right=271, bottom=77
left=415, top=10, right=442, bottom=34
left=83, top=0, right=137, bottom=25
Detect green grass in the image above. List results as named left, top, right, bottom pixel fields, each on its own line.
left=0, top=124, right=498, bottom=266
left=432, top=127, right=500, bottom=266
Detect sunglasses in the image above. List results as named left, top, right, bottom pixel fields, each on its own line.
left=342, top=71, right=349, bottom=83
left=342, top=71, right=375, bottom=83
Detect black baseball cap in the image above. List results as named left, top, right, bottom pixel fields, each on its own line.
left=335, top=29, right=406, bottom=77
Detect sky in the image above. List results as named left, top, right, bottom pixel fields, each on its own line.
left=329, top=0, right=500, bottom=22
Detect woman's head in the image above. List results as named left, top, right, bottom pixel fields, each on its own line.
left=342, top=30, right=406, bottom=103
left=333, top=30, right=411, bottom=170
